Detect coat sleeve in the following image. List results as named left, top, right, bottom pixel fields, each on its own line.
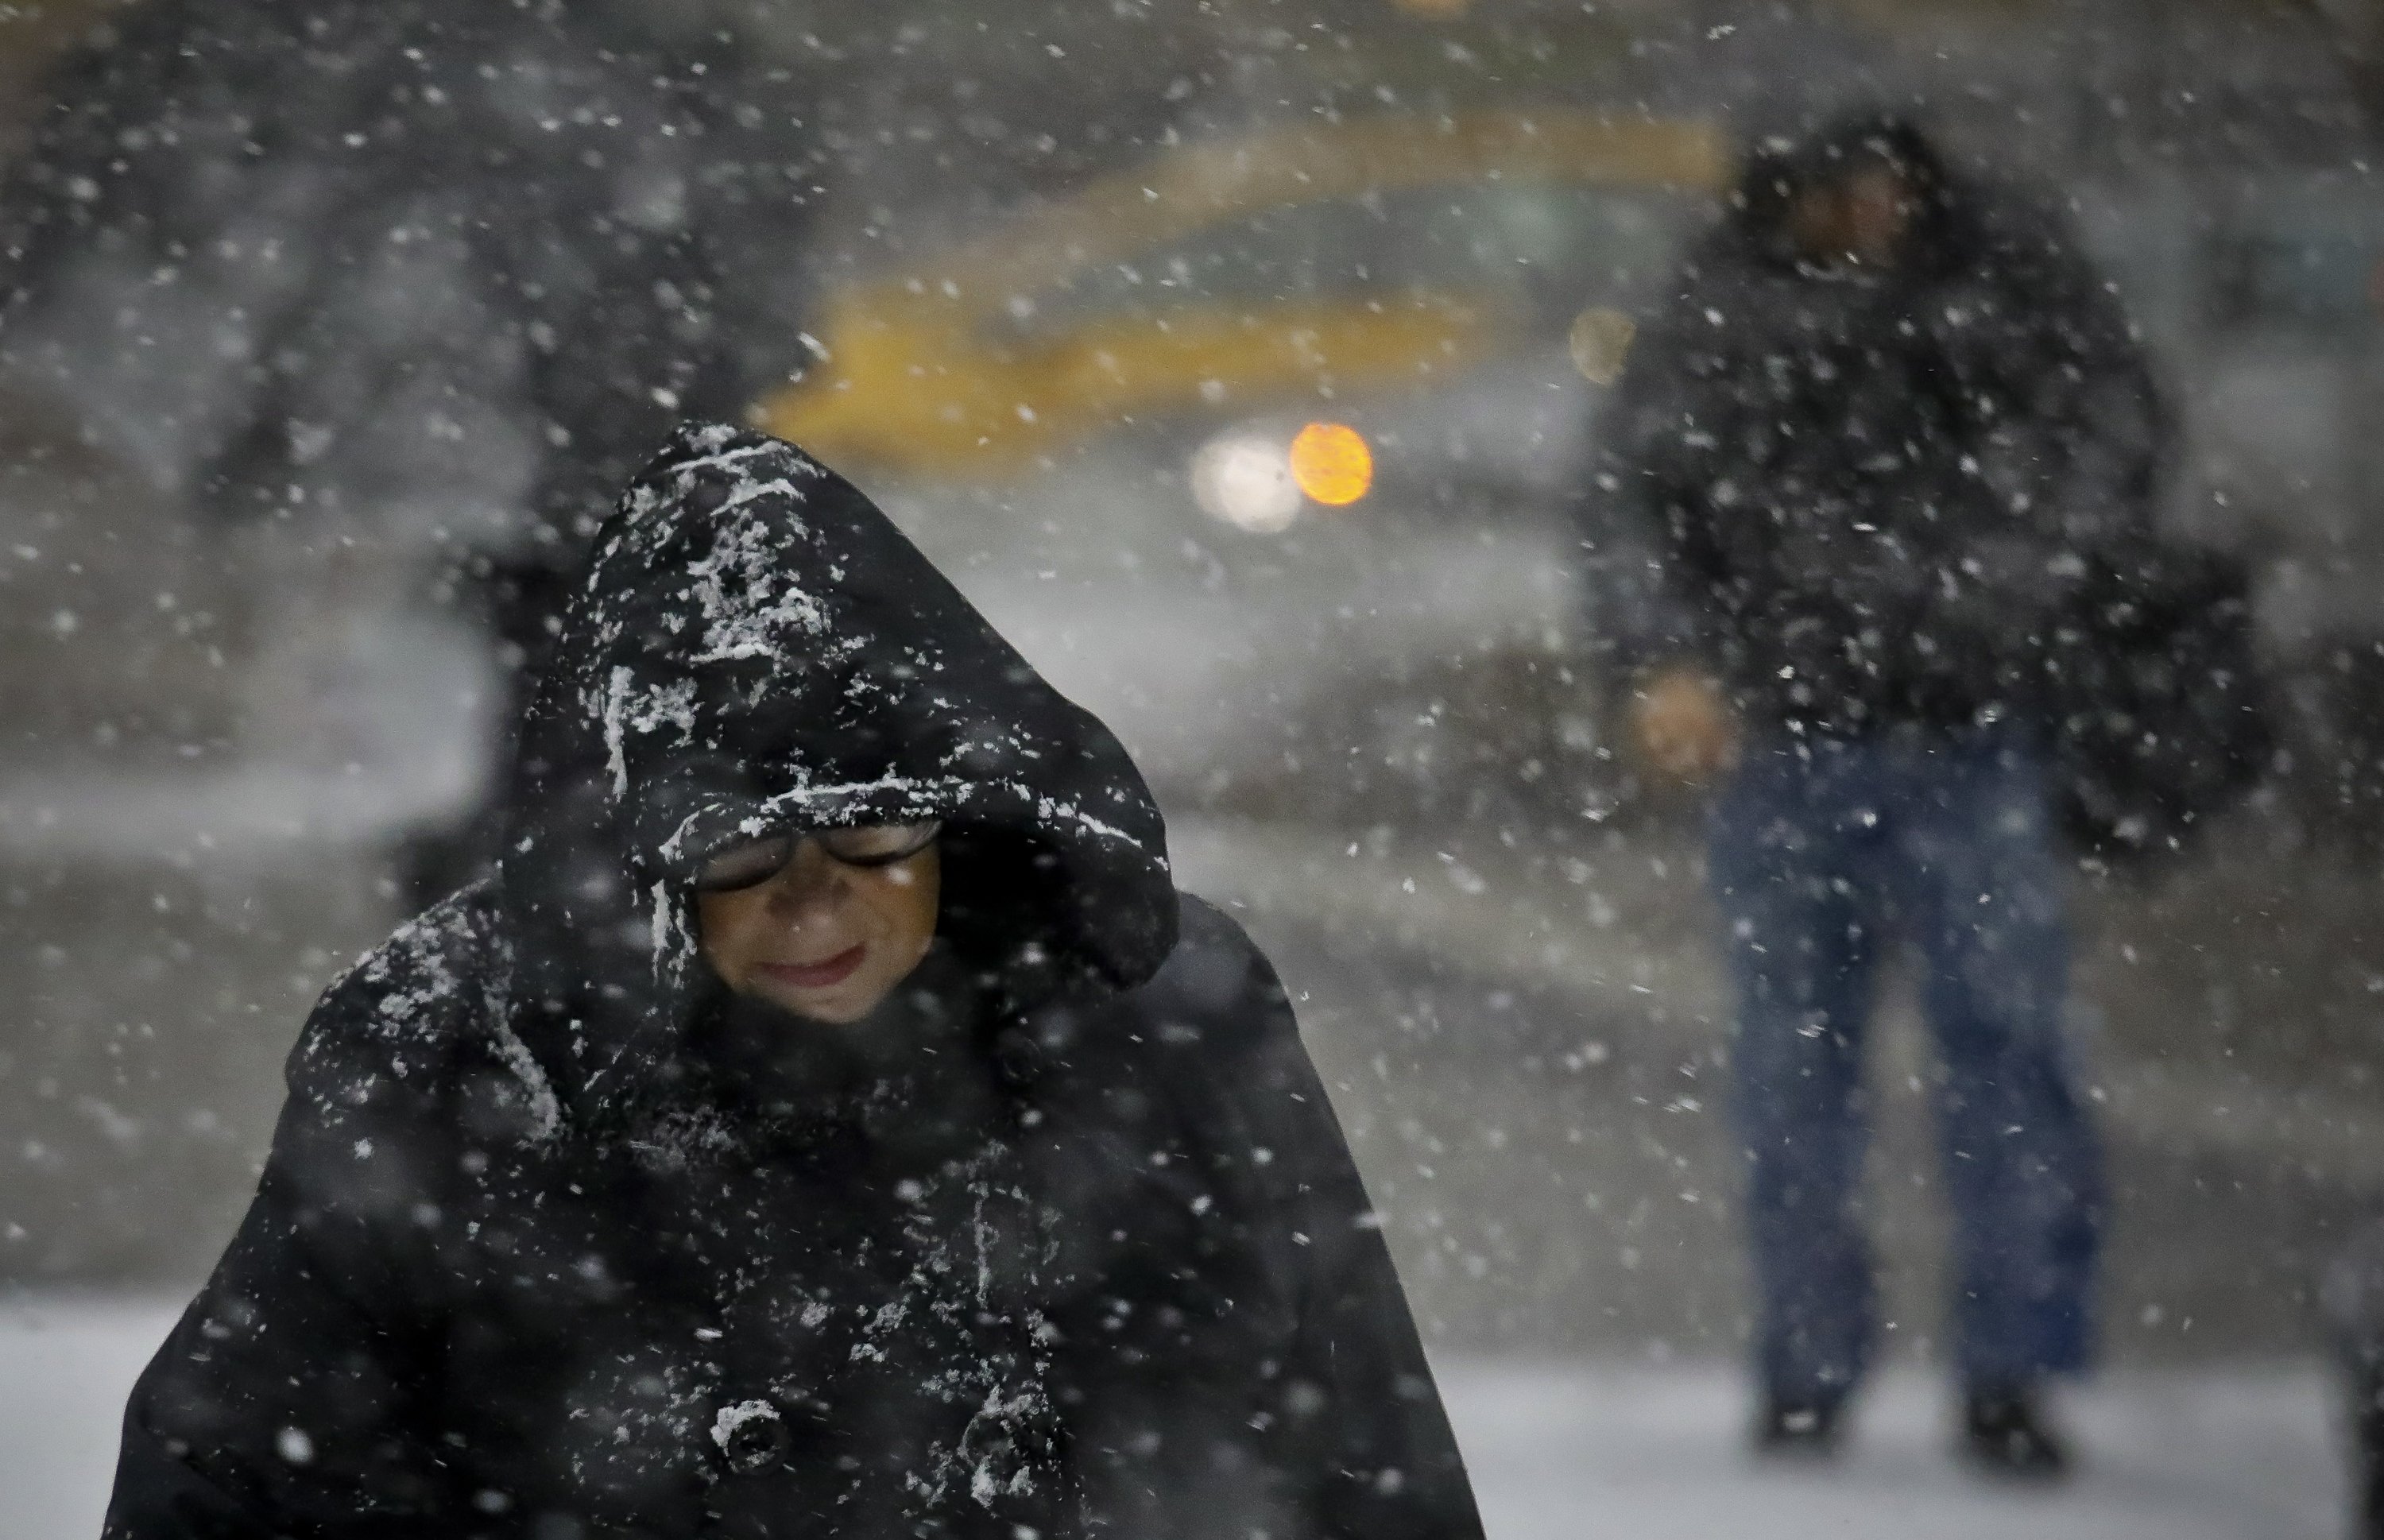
left=1955, top=198, right=2169, bottom=559
left=1182, top=903, right=1486, bottom=1540
left=102, top=926, right=476, bottom=1538
left=1580, top=247, right=1747, bottom=675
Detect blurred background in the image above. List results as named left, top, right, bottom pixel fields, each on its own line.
left=1, top=0, right=2382, bottom=1534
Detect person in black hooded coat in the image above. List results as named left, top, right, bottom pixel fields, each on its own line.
left=1592, top=115, right=2165, bottom=1472
left=103, top=424, right=1484, bottom=1540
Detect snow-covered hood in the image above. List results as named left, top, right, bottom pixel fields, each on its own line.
left=494, top=423, right=1176, bottom=1124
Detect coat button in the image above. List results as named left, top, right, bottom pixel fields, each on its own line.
left=710, top=1399, right=792, bottom=1475
left=991, top=1026, right=1047, bottom=1089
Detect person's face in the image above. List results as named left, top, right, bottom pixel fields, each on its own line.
left=695, top=825, right=942, bottom=1024
left=1788, top=164, right=1915, bottom=269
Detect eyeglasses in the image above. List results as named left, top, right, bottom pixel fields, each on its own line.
left=691, top=819, right=944, bottom=895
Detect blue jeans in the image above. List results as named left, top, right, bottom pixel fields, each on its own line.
left=1709, top=729, right=2103, bottom=1403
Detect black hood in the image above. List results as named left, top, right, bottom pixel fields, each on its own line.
left=1730, top=112, right=1966, bottom=276
left=493, top=423, right=1177, bottom=1126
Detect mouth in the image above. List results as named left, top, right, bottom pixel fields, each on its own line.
left=757, top=944, right=868, bottom=991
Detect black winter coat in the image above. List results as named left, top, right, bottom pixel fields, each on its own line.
left=104, top=426, right=1483, bottom=1540
left=1598, top=117, right=2169, bottom=736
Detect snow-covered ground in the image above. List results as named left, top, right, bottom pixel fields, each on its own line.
left=2, top=1300, right=172, bottom=1540
left=0, top=1299, right=2344, bottom=1540
left=1445, top=1359, right=2344, bottom=1540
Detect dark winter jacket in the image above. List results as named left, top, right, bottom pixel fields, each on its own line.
left=104, top=426, right=1483, bottom=1540
left=1598, top=116, right=2167, bottom=736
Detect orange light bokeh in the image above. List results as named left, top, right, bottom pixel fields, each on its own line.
left=1289, top=422, right=1374, bottom=506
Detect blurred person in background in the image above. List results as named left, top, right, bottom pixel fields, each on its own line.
left=101, top=425, right=1483, bottom=1540
left=1598, top=113, right=2171, bottom=1475
left=0, top=0, right=819, bottom=900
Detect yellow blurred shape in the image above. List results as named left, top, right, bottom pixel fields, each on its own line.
left=759, top=112, right=1732, bottom=481
left=1290, top=423, right=1375, bottom=506
left=1569, top=306, right=1639, bottom=386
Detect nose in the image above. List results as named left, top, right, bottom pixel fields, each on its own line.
left=762, top=841, right=849, bottom=922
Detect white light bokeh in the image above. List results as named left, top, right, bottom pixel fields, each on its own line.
left=1190, top=431, right=1301, bottom=533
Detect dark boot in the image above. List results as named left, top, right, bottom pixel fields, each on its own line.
left=1753, top=1392, right=1845, bottom=1458
left=1960, top=1381, right=2071, bottom=1479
